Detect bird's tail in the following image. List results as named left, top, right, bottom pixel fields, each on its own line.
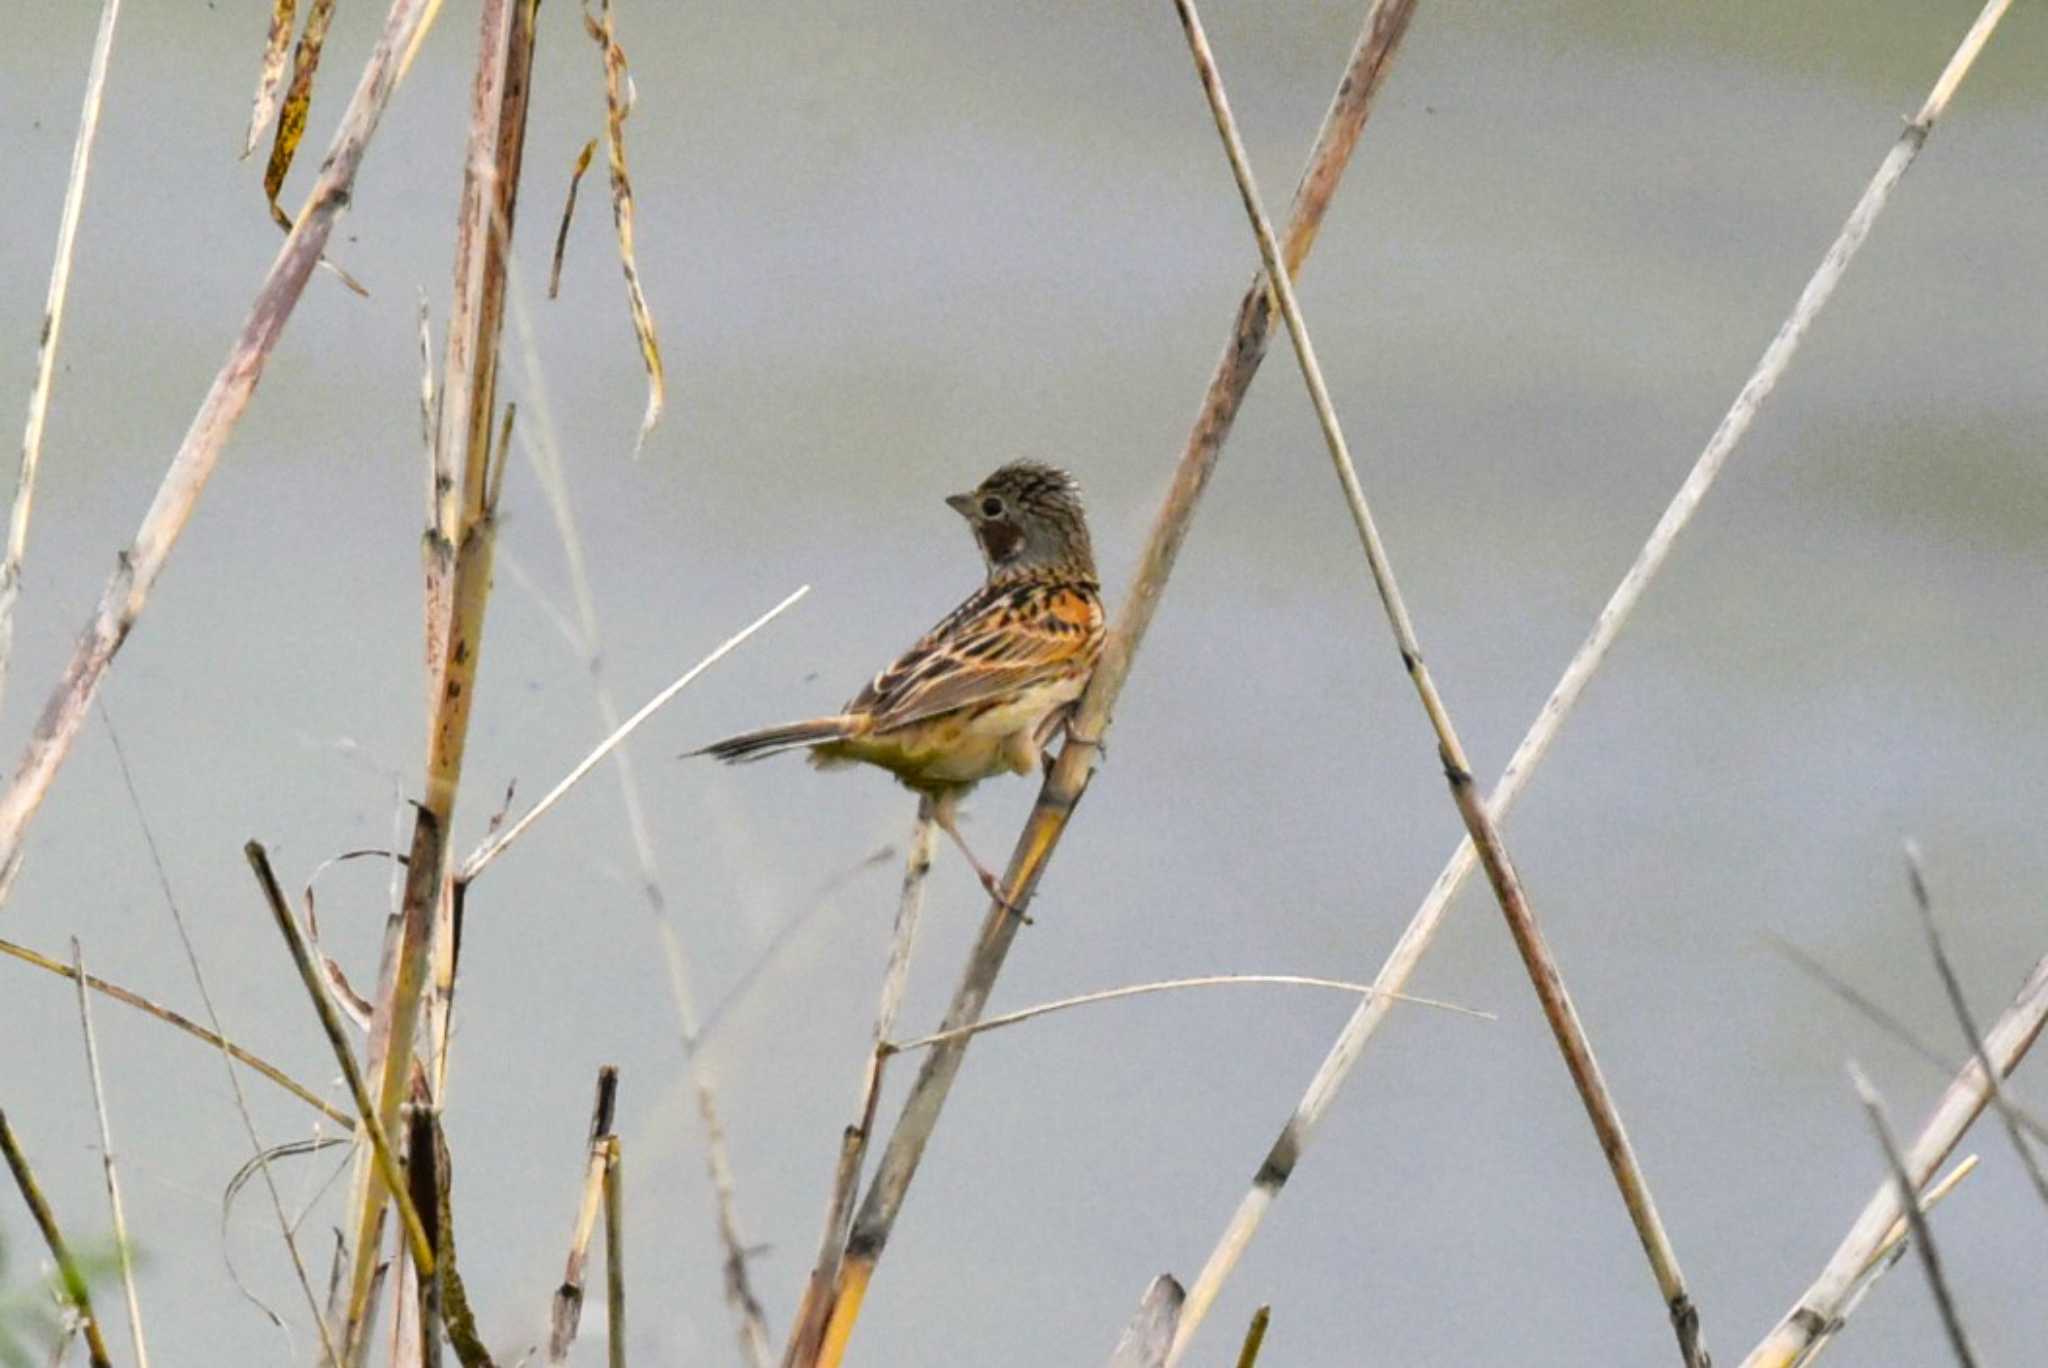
left=686, top=716, right=852, bottom=763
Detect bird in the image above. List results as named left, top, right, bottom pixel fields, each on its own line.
left=689, top=461, right=1105, bottom=905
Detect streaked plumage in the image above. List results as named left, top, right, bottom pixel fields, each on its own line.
left=691, top=461, right=1103, bottom=898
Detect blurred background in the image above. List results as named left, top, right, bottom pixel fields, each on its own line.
left=2, top=1, right=2044, bottom=1362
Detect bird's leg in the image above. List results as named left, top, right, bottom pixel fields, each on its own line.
left=1047, top=704, right=1107, bottom=765
left=1032, top=703, right=1106, bottom=776
left=930, top=789, right=1031, bottom=923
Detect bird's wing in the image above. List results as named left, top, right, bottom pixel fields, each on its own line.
left=848, top=580, right=1102, bottom=733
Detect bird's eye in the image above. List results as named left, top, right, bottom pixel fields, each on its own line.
left=980, top=496, right=1005, bottom=518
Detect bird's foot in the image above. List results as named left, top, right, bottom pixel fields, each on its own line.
left=930, top=790, right=1034, bottom=924
left=977, top=869, right=1033, bottom=925
left=1064, top=725, right=1107, bottom=760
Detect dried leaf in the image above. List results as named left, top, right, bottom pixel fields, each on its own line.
left=299, top=846, right=403, bottom=942
left=263, top=0, right=338, bottom=225
left=583, top=0, right=665, bottom=455
left=548, top=138, right=599, bottom=299
left=322, top=956, right=374, bottom=1028
left=243, top=0, right=298, bottom=156
left=259, top=0, right=368, bottom=296
left=220, top=1135, right=352, bottom=1332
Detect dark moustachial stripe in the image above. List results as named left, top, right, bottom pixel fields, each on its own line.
left=979, top=518, right=1023, bottom=563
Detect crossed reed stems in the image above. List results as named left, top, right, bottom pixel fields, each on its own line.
left=0, top=0, right=2035, bottom=1365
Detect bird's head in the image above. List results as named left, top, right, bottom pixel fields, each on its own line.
left=946, top=461, right=1095, bottom=579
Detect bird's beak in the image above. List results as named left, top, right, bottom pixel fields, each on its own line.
left=945, top=492, right=976, bottom=518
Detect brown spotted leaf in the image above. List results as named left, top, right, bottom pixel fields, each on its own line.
left=263, top=0, right=338, bottom=227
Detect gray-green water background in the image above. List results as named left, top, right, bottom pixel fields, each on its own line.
left=3, top=2, right=2045, bottom=1362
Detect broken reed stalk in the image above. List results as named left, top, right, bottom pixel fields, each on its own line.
left=247, top=840, right=435, bottom=1275
left=813, top=6, right=1419, bottom=1356
left=0, top=934, right=353, bottom=1127
left=1865, top=1155, right=1976, bottom=1275
left=339, top=0, right=540, bottom=1343
left=1742, top=950, right=2048, bottom=1366
left=0, top=0, right=442, bottom=898
left=343, top=805, right=445, bottom=1348
left=502, top=274, right=773, bottom=1364
left=1106, top=1276, right=1184, bottom=1368
left=422, top=0, right=542, bottom=1096
left=551, top=1067, right=619, bottom=1363
left=1233, top=1306, right=1271, bottom=1368
left=343, top=0, right=538, bottom=1350
left=1903, top=843, right=2048, bottom=1206
left=1807, top=1154, right=1978, bottom=1363
left=69, top=939, right=149, bottom=1368
left=1846, top=1065, right=1977, bottom=1367
left=1169, top=4, right=1705, bottom=1363
left=0, top=1108, right=115, bottom=1367
left=603, top=1136, right=625, bottom=1368
left=403, top=1108, right=446, bottom=1368
left=0, top=0, right=124, bottom=720
left=1174, top=0, right=2020, bottom=1347
left=785, top=800, right=937, bottom=1367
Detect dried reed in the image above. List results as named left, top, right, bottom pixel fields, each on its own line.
left=0, top=0, right=443, bottom=895
left=0, top=935, right=352, bottom=1127
left=1765, top=934, right=2048, bottom=1144
left=342, top=0, right=537, bottom=1349
left=103, top=705, right=339, bottom=1366
left=502, top=273, right=775, bottom=1362
left=886, top=975, right=1488, bottom=1056
left=0, top=1107, right=114, bottom=1367
left=1105, top=1276, right=1183, bottom=1368
left=69, top=939, right=149, bottom=1368
left=1903, top=843, right=2048, bottom=1205
left=1847, top=1064, right=1976, bottom=1366
left=1169, top=1, right=1704, bottom=1359
left=578, top=0, right=664, bottom=456
left=1743, top=950, right=2048, bottom=1365
left=602, top=1136, right=625, bottom=1368
left=457, top=585, right=809, bottom=884
left=813, top=6, right=1419, bottom=1356
left=0, top=0, right=123, bottom=720
left=785, top=801, right=937, bottom=1366
left=248, top=841, right=435, bottom=1276
left=1171, top=0, right=2022, bottom=1351
left=550, top=1067, right=618, bottom=1363
left=1232, top=1306, right=1270, bottom=1368
left=1804, top=1154, right=1978, bottom=1364
left=5, top=4, right=2036, bottom=1365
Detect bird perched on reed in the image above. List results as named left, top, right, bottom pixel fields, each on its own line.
left=690, top=461, right=1104, bottom=903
